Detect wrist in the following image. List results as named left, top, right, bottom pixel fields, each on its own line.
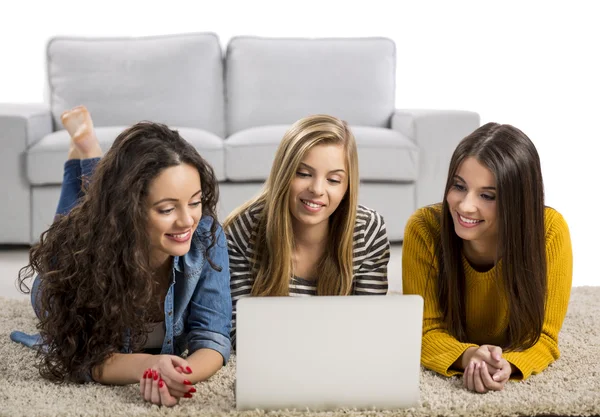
left=460, top=347, right=477, bottom=370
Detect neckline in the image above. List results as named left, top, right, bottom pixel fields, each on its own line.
left=461, top=251, right=499, bottom=279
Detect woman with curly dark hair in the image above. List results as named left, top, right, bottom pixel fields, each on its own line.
left=10, top=106, right=231, bottom=407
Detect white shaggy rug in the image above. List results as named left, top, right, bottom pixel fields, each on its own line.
left=1, top=287, right=599, bottom=417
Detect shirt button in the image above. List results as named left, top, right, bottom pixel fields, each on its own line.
left=168, top=311, right=173, bottom=316
left=167, top=340, right=171, bottom=345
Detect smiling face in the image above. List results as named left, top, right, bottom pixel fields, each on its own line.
left=288, top=143, right=348, bottom=234
left=146, top=163, right=203, bottom=267
left=446, top=156, right=498, bottom=246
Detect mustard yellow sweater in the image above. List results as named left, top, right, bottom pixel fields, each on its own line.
left=402, top=205, right=572, bottom=380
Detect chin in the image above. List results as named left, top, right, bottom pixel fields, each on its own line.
left=163, top=244, right=192, bottom=257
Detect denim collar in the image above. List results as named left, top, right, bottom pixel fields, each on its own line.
left=173, top=216, right=211, bottom=275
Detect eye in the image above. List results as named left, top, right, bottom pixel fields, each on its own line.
left=296, top=171, right=311, bottom=178
left=189, top=201, right=202, bottom=208
left=481, top=194, right=496, bottom=201
left=452, top=183, right=466, bottom=192
left=328, top=178, right=342, bottom=184
left=159, top=208, right=174, bottom=215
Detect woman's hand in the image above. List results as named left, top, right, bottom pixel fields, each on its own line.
left=140, top=369, right=180, bottom=407
left=462, top=345, right=513, bottom=393
left=143, top=355, right=196, bottom=398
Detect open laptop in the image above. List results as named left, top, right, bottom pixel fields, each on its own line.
left=235, top=294, right=423, bottom=411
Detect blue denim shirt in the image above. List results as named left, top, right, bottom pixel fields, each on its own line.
left=155, top=215, right=232, bottom=362
left=10, top=215, right=232, bottom=376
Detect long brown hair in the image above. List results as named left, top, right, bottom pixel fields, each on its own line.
left=224, top=114, right=359, bottom=296
left=18, top=122, right=220, bottom=382
left=435, top=122, right=546, bottom=351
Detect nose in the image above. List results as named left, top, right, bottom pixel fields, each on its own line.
left=308, top=177, right=325, bottom=196
left=176, top=207, right=196, bottom=229
left=458, top=191, right=478, bottom=214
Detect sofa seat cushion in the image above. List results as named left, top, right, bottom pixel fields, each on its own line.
left=224, top=125, right=418, bottom=182
left=27, top=127, right=225, bottom=185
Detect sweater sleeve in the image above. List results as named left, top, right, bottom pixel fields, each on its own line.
left=503, top=211, right=573, bottom=380
left=402, top=210, right=477, bottom=376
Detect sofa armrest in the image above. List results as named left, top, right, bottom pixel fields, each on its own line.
left=0, top=104, right=53, bottom=244
left=392, top=109, right=480, bottom=208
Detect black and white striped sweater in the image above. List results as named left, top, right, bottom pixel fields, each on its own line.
left=225, top=202, right=390, bottom=347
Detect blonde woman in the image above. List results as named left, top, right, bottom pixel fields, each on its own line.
left=224, top=115, right=390, bottom=346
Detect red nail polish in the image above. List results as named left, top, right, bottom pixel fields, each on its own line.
left=188, top=387, right=196, bottom=393
left=183, top=379, right=192, bottom=385
left=186, top=366, right=192, bottom=373
left=153, top=371, right=158, bottom=381
left=184, top=393, right=193, bottom=398
left=142, top=370, right=148, bottom=378
left=159, top=380, right=164, bottom=388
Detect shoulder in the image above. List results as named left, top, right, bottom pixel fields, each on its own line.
left=543, top=206, right=571, bottom=248
left=355, top=205, right=385, bottom=232
left=353, top=205, right=389, bottom=253
left=404, top=204, right=442, bottom=246
left=544, top=207, right=569, bottom=235
left=224, top=200, right=264, bottom=250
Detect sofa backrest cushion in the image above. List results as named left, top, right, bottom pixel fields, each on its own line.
left=225, top=37, right=396, bottom=135
left=47, top=33, right=225, bottom=137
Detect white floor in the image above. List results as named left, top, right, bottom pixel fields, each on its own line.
left=0, top=244, right=404, bottom=301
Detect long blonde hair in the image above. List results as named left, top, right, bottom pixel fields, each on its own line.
left=224, top=114, right=359, bottom=296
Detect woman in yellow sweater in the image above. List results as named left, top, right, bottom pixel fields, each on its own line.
left=403, top=122, right=572, bottom=393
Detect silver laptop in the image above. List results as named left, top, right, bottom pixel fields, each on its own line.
left=235, top=294, right=423, bottom=411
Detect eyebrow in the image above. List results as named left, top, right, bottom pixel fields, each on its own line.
left=454, top=175, right=496, bottom=191
left=299, top=162, right=346, bottom=175
left=152, top=189, right=202, bottom=206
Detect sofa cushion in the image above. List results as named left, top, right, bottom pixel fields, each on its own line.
left=224, top=126, right=418, bottom=182
left=47, top=33, right=225, bottom=137
left=27, top=127, right=225, bottom=185
left=225, top=37, right=396, bottom=135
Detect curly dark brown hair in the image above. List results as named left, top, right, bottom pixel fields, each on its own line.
left=18, top=122, right=220, bottom=383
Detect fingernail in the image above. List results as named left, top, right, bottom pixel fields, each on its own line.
left=186, top=366, right=192, bottom=373
left=159, top=380, right=164, bottom=388
left=143, top=370, right=148, bottom=378
left=184, top=393, right=193, bottom=398
left=153, top=370, right=158, bottom=381
left=183, top=380, right=192, bottom=385
left=188, top=387, right=197, bottom=393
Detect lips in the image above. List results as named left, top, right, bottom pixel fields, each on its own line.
left=457, top=213, right=483, bottom=228
left=299, top=198, right=326, bottom=213
left=165, top=230, right=191, bottom=243
left=301, top=199, right=324, bottom=208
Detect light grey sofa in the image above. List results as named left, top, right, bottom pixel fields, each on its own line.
left=0, top=33, right=479, bottom=244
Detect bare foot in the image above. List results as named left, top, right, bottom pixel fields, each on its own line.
left=61, top=106, right=102, bottom=159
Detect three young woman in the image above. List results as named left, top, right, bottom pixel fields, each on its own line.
left=12, top=109, right=571, bottom=402
left=402, top=122, right=572, bottom=393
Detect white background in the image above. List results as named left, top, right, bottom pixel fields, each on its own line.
left=1, top=0, right=598, bottom=286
